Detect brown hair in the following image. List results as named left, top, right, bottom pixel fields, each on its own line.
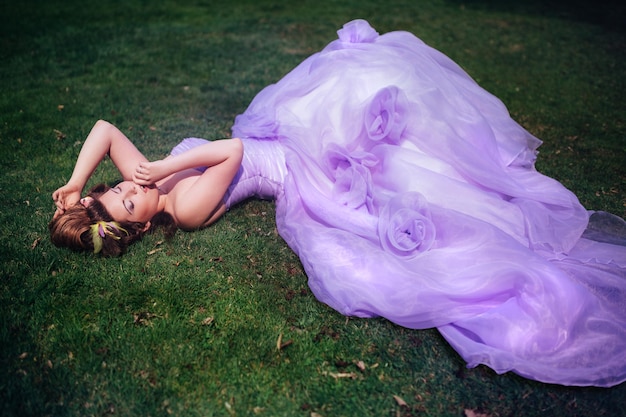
left=48, top=184, right=176, bottom=256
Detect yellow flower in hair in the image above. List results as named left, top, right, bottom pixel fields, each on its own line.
left=90, top=221, right=129, bottom=254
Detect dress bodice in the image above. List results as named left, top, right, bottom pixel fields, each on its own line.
left=223, top=138, right=287, bottom=208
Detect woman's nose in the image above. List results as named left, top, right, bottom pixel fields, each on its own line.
left=125, top=185, right=138, bottom=196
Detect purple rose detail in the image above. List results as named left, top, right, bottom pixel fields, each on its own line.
left=325, top=145, right=378, bottom=212
left=337, top=19, right=379, bottom=44
left=378, top=193, right=436, bottom=258
left=364, top=86, right=408, bottom=143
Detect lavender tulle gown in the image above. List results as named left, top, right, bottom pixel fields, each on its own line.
left=174, top=20, right=626, bottom=387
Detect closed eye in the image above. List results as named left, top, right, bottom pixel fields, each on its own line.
left=112, top=186, right=133, bottom=214
left=124, top=200, right=134, bottom=214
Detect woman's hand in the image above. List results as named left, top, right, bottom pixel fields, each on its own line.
left=52, top=183, right=81, bottom=219
left=133, top=160, right=170, bottom=185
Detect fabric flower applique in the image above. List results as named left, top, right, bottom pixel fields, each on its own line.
left=325, top=144, right=378, bottom=213
left=364, top=86, right=409, bottom=143
left=378, top=192, right=436, bottom=258
left=337, top=19, right=379, bottom=44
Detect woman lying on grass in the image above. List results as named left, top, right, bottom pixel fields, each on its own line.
left=50, top=120, right=243, bottom=255
left=49, top=20, right=626, bottom=388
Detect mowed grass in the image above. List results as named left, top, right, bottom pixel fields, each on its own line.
left=1, top=1, right=625, bottom=416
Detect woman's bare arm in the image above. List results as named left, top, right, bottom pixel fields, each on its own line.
left=159, top=138, right=243, bottom=229
left=132, top=139, right=241, bottom=185
left=52, top=120, right=147, bottom=217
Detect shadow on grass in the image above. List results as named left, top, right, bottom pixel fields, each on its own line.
left=446, top=0, right=626, bottom=32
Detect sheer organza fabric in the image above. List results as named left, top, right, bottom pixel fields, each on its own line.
left=191, top=20, right=624, bottom=386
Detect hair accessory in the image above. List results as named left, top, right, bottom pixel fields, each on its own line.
left=90, top=221, right=129, bottom=254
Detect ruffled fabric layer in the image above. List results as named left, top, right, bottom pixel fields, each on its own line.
left=225, top=20, right=625, bottom=386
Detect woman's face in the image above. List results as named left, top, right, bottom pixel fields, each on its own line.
left=98, top=181, right=159, bottom=223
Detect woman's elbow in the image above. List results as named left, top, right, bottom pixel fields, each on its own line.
left=94, top=119, right=113, bottom=130
left=231, top=137, right=244, bottom=161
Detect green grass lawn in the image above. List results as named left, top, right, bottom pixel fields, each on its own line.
left=1, top=0, right=625, bottom=416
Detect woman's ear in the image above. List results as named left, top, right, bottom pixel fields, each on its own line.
left=141, top=221, right=151, bottom=232
left=80, top=196, right=94, bottom=207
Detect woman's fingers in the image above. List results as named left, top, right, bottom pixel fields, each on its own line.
left=135, top=162, right=150, bottom=177
left=132, top=170, right=151, bottom=186
left=53, top=208, right=65, bottom=220
left=133, top=177, right=149, bottom=186
left=134, top=167, right=145, bottom=182
left=52, top=189, right=65, bottom=208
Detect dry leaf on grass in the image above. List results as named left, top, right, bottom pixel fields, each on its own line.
left=31, top=237, right=41, bottom=249
left=465, top=409, right=491, bottom=417
left=354, top=360, right=366, bottom=371
left=276, top=333, right=293, bottom=350
left=133, top=312, right=158, bottom=326
left=54, top=128, right=66, bottom=139
left=323, top=371, right=357, bottom=379
left=393, top=395, right=408, bottom=407
left=279, top=340, right=293, bottom=350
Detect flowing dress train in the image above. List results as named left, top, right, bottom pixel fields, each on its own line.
left=175, top=20, right=626, bottom=387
